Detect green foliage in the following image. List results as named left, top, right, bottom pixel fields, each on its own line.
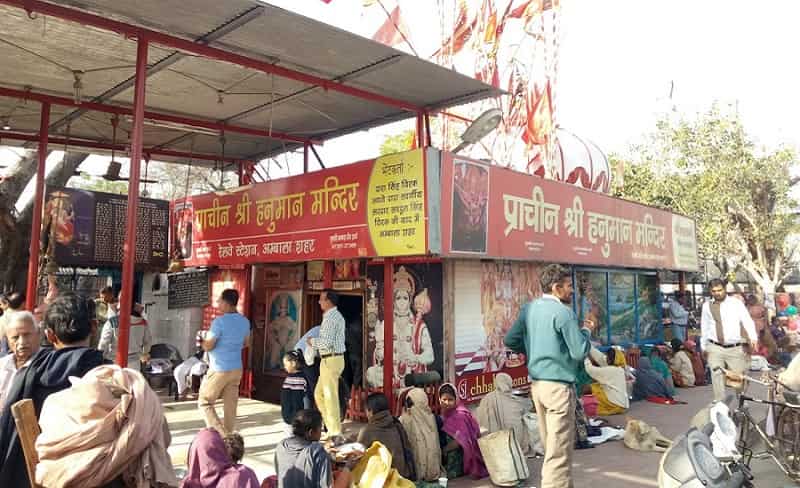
left=68, top=173, right=129, bottom=195
left=379, top=130, right=415, bottom=155
left=613, top=104, right=799, bottom=291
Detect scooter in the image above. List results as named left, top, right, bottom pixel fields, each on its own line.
left=657, top=422, right=752, bottom=488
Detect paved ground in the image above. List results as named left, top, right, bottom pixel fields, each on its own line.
left=163, top=383, right=798, bottom=487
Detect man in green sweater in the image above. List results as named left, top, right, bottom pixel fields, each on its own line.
left=505, top=264, right=595, bottom=488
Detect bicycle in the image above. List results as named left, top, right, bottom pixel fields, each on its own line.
left=717, top=367, right=800, bottom=481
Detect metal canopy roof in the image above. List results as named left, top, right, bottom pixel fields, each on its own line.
left=0, top=0, right=502, bottom=166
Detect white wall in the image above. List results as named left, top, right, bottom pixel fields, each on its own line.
left=141, top=272, right=204, bottom=360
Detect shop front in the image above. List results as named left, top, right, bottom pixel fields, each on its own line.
left=172, top=148, right=440, bottom=404
left=438, top=152, right=700, bottom=402
left=171, top=147, right=700, bottom=407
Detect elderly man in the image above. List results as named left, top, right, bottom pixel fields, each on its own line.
left=0, top=292, right=104, bottom=486
left=0, top=311, right=40, bottom=410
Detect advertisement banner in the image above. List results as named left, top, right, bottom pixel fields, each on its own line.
left=45, top=187, right=169, bottom=269
left=441, top=152, right=700, bottom=271
left=175, top=149, right=427, bottom=266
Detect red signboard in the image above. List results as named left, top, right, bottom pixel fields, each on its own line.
left=174, top=149, right=428, bottom=266
left=456, top=364, right=531, bottom=403
left=441, top=152, right=699, bottom=271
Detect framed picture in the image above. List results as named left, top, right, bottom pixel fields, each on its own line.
left=263, top=290, right=303, bottom=373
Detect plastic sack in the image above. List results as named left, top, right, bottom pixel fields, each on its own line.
left=477, top=429, right=530, bottom=486
left=351, top=441, right=414, bottom=488
left=522, top=412, right=544, bottom=455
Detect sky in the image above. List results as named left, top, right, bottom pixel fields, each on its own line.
left=4, top=0, right=800, bottom=207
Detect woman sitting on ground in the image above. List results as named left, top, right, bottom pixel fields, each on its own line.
left=669, top=339, right=696, bottom=387
left=399, top=388, right=444, bottom=483
left=684, top=340, right=707, bottom=386
left=476, top=372, right=531, bottom=454
left=357, top=393, right=416, bottom=481
left=584, top=347, right=630, bottom=416
left=437, top=383, right=488, bottom=480
left=648, top=347, right=676, bottom=395
left=182, top=428, right=259, bottom=488
left=275, top=409, right=351, bottom=488
left=632, top=357, right=674, bottom=401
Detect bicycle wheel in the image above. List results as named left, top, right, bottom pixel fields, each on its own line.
left=735, top=408, right=754, bottom=465
left=776, top=406, right=800, bottom=478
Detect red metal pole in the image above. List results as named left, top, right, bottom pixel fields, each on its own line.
left=416, top=112, right=424, bottom=148
left=24, top=102, right=50, bottom=311
left=116, top=37, right=148, bottom=367
left=303, top=143, right=309, bottom=174
left=0, top=86, right=317, bottom=146
left=383, top=259, right=394, bottom=411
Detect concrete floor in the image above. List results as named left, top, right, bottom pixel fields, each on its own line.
left=163, top=383, right=798, bottom=487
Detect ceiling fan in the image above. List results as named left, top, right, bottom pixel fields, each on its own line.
left=73, top=116, right=157, bottom=183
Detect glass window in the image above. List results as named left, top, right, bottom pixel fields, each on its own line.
left=608, top=272, right=636, bottom=344
left=637, top=274, right=661, bottom=343
left=576, top=271, right=608, bottom=345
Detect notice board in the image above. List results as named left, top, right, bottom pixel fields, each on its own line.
left=45, top=187, right=169, bottom=270
left=168, top=270, right=210, bottom=309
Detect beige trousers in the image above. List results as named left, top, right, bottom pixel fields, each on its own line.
left=531, top=380, right=576, bottom=488
left=315, top=355, right=344, bottom=436
left=706, top=343, right=749, bottom=401
left=198, top=368, right=242, bottom=435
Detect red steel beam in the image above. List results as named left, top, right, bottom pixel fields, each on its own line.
left=116, top=38, right=148, bottom=368
left=4, top=0, right=423, bottom=113
left=383, top=258, right=394, bottom=411
left=24, top=102, right=49, bottom=311
left=0, top=131, right=245, bottom=164
left=0, top=86, right=316, bottom=145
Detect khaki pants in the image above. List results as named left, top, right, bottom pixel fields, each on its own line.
left=707, top=343, right=749, bottom=401
left=198, top=368, right=242, bottom=435
left=531, top=380, right=576, bottom=488
left=315, top=355, right=344, bottom=436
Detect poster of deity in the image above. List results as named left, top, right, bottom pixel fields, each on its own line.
left=451, top=160, right=489, bottom=253
left=479, top=261, right=541, bottom=373
left=365, top=263, right=444, bottom=389
left=264, top=290, right=302, bottom=372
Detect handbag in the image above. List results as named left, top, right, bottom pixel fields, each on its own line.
left=478, top=429, right=529, bottom=486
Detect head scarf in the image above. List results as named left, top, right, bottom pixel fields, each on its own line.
left=670, top=339, right=683, bottom=352
left=182, top=429, right=259, bottom=488
left=475, top=373, right=530, bottom=453
left=399, top=388, right=442, bottom=481
left=438, top=383, right=488, bottom=479
left=633, top=357, right=672, bottom=400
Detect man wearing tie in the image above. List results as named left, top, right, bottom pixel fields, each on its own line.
left=701, top=278, right=758, bottom=401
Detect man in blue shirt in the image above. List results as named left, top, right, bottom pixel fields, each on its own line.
left=199, top=288, right=251, bottom=434
left=505, top=264, right=595, bottom=488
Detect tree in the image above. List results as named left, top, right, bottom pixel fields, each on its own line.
left=0, top=151, right=89, bottom=292
left=379, top=130, right=414, bottom=155
left=613, top=104, right=799, bottom=296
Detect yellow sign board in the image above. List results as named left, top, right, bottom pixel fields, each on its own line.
left=367, top=149, right=427, bottom=256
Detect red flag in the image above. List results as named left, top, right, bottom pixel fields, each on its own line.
left=372, top=5, right=411, bottom=47
left=320, top=0, right=333, bottom=3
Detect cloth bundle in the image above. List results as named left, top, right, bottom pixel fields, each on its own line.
left=35, top=365, right=178, bottom=488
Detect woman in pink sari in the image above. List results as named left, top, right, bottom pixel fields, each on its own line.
left=182, top=428, right=260, bottom=488
left=437, top=383, right=488, bottom=480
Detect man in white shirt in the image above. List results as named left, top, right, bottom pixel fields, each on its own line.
left=0, top=311, right=40, bottom=411
left=700, top=279, right=758, bottom=401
